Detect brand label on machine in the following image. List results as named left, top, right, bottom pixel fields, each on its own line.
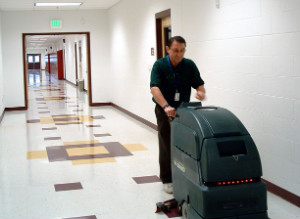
left=174, top=160, right=186, bottom=173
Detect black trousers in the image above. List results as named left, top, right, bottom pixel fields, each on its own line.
left=155, top=104, right=172, bottom=183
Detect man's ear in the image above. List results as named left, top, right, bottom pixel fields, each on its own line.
left=165, top=46, right=170, bottom=54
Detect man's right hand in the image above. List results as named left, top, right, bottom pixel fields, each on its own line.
left=164, top=106, right=176, bottom=118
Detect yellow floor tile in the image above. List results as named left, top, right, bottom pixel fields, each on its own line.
left=123, top=144, right=147, bottom=152
left=66, top=146, right=109, bottom=156
left=44, top=96, right=65, bottom=101
left=27, top=150, right=48, bottom=159
left=40, top=117, right=54, bottom=124
left=51, top=115, right=93, bottom=123
left=71, top=157, right=116, bottom=165
left=78, top=115, right=93, bottom=122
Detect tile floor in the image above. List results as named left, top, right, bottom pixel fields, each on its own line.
left=0, top=70, right=299, bottom=219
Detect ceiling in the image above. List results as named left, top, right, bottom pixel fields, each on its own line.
left=0, top=0, right=121, bottom=11
left=26, top=34, right=76, bottom=50
left=0, top=0, right=121, bottom=51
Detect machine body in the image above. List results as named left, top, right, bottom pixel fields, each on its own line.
left=171, top=102, right=268, bottom=219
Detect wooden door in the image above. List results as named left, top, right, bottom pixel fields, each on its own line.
left=57, top=50, right=64, bottom=79
left=27, top=54, right=41, bottom=69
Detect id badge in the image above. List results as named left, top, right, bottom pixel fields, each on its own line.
left=174, top=92, right=180, bottom=101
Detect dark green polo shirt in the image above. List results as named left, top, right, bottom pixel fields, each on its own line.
left=150, top=56, right=204, bottom=108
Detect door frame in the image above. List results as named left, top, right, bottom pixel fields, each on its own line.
left=22, top=32, right=92, bottom=108
left=74, top=43, right=78, bottom=85
left=155, top=9, right=171, bottom=60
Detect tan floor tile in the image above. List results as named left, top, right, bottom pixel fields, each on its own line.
left=40, top=117, right=54, bottom=124
left=66, top=146, right=109, bottom=156
left=78, top=115, right=94, bottom=122
left=123, top=144, right=147, bottom=152
left=27, top=150, right=48, bottom=159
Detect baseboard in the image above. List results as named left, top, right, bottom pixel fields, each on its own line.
left=65, top=79, right=76, bottom=86
left=5, top=107, right=27, bottom=111
left=90, top=102, right=157, bottom=130
left=111, top=103, right=158, bottom=131
left=262, top=178, right=300, bottom=208
left=64, top=79, right=87, bottom=92
left=90, top=102, right=112, bottom=107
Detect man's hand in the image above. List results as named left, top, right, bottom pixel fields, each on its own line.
left=164, top=106, right=176, bottom=118
left=195, top=90, right=206, bottom=101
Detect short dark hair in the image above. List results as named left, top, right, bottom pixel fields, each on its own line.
left=167, top=36, right=186, bottom=47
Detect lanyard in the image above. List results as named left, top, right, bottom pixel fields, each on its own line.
left=166, top=55, right=180, bottom=90
left=166, top=55, right=175, bottom=75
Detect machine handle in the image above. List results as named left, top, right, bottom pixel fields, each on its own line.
left=194, top=106, right=218, bottom=111
left=168, top=114, right=179, bottom=121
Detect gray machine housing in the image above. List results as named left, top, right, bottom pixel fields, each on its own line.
left=171, top=102, right=268, bottom=219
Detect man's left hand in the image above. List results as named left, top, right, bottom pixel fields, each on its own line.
left=195, top=90, right=206, bottom=101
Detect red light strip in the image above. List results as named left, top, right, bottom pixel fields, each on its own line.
left=204, top=177, right=260, bottom=187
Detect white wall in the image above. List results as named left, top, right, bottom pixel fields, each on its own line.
left=108, top=0, right=180, bottom=123
left=183, top=0, right=300, bottom=197
left=0, top=11, right=4, bottom=116
left=1, top=9, right=111, bottom=107
left=64, top=35, right=77, bottom=84
left=108, top=0, right=300, bottom=196
left=62, top=34, right=88, bottom=87
left=81, top=35, right=88, bottom=90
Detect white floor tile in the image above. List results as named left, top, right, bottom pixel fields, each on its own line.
left=0, top=71, right=299, bottom=219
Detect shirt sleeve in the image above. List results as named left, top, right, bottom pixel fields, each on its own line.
left=150, top=61, right=161, bottom=88
left=190, top=60, right=204, bottom=89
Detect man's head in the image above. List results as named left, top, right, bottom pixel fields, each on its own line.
left=166, top=36, right=186, bottom=66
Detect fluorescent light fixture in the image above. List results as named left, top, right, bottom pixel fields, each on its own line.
left=34, top=2, right=82, bottom=7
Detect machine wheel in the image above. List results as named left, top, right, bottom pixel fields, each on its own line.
left=181, top=201, right=189, bottom=219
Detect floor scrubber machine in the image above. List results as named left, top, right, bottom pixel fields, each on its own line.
left=171, top=102, right=268, bottom=219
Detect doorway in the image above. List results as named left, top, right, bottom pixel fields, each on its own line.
left=27, top=54, right=41, bottom=69
left=22, top=32, right=92, bottom=108
left=155, top=9, right=172, bottom=59
left=27, top=54, right=42, bottom=86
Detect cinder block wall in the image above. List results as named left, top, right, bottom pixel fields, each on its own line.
left=108, top=0, right=300, bottom=196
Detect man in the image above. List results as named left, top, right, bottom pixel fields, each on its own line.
left=150, top=36, right=205, bottom=194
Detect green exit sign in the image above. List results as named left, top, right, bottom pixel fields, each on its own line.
left=50, top=19, right=62, bottom=29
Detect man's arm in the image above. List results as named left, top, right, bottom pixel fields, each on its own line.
left=150, top=87, right=168, bottom=108
left=195, top=85, right=206, bottom=101
left=150, top=86, right=176, bottom=118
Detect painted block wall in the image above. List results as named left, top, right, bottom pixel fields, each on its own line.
left=108, top=0, right=300, bottom=196
left=182, top=0, right=300, bottom=196
left=0, top=9, right=111, bottom=107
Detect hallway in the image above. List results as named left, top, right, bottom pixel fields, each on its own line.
left=0, top=71, right=299, bottom=219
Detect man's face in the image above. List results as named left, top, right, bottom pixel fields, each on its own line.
left=166, top=40, right=186, bottom=66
